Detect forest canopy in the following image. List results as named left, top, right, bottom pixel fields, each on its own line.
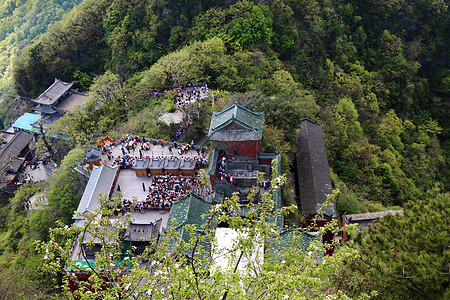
left=0, top=0, right=448, bottom=298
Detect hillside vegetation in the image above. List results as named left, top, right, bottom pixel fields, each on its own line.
left=0, top=0, right=82, bottom=128
left=0, top=0, right=448, bottom=298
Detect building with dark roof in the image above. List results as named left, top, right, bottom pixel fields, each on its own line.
left=164, top=158, right=181, bottom=175
left=179, top=157, right=196, bottom=176
left=31, top=79, right=87, bottom=124
left=68, top=218, right=162, bottom=279
left=0, top=130, right=33, bottom=184
left=342, top=210, right=404, bottom=232
left=296, top=119, right=336, bottom=222
left=208, top=103, right=264, bottom=156
left=133, top=158, right=149, bottom=177
left=32, top=78, right=74, bottom=106
left=124, top=218, right=162, bottom=255
left=86, top=148, right=102, bottom=168
left=148, top=158, right=166, bottom=175
left=33, top=104, right=57, bottom=115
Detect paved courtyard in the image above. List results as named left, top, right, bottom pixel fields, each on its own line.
left=99, top=140, right=209, bottom=230
left=110, top=169, right=171, bottom=228
left=17, top=162, right=51, bottom=184
left=103, top=141, right=207, bottom=163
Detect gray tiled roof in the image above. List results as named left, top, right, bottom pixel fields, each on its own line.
left=164, top=158, right=181, bottom=170
left=32, top=78, right=74, bottom=106
left=74, top=164, right=119, bottom=218
left=179, top=158, right=196, bottom=170
left=86, top=148, right=102, bottom=162
left=33, top=104, right=57, bottom=114
left=125, top=218, right=162, bottom=242
left=296, top=119, right=336, bottom=219
left=208, top=104, right=265, bottom=142
left=343, top=210, right=403, bottom=224
left=0, top=130, right=32, bottom=173
left=148, top=158, right=166, bottom=169
left=133, top=158, right=149, bottom=169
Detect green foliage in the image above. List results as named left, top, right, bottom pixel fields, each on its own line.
left=38, top=181, right=373, bottom=299
left=0, top=0, right=448, bottom=297
left=12, top=0, right=112, bottom=96
left=0, top=0, right=82, bottom=98
left=229, top=3, right=274, bottom=48
left=349, top=191, right=450, bottom=299
left=46, top=148, right=84, bottom=224
left=6, top=0, right=447, bottom=213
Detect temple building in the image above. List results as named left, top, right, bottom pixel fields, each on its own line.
left=208, top=104, right=273, bottom=189
left=208, top=103, right=264, bottom=156
left=296, top=119, right=336, bottom=224
left=0, top=130, right=34, bottom=185
left=85, top=148, right=102, bottom=169
left=206, top=103, right=283, bottom=227
left=341, top=210, right=404, bottom=239
left=31, top=78, right=87, bottom=124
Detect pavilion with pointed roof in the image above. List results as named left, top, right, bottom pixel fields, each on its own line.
left=30, top=78, right=74, bottom=122
left=32, top=78, right=74, bottom=106
left=208, top=103, right=264, bottom=156
left=86, top=148, right=102, bottom=168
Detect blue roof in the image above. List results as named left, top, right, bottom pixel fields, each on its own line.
left=12, top=113, right=42, bottom=131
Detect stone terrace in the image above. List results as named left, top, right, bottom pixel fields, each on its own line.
left=98, top=140, right=209, bottom=229
left=103, top=141, right=205, bottom=164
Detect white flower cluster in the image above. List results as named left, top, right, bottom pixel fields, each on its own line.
left=272, top=176, right=285, bottom=190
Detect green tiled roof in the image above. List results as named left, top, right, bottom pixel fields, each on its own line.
left=165, top=193, right=215, bottom=256
left=211, top=191, right=225, bottom=204
left=207, top=150, right=219, bottom=175
left=266, top=228, right=322, bottom=260
left=168, top=193, right=212, bottom=229
left=208, top=104, right=265, bottom=142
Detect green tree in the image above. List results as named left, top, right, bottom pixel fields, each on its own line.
left=38, top=178, right=372, bottom=299
left=230, top=3, right=274, bottom=48
left=349, top=191, right=450, bottom=299
left=46, top=148, right=85, bottom=224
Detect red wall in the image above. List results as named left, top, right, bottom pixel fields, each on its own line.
left=307, top=219, right=335, bottom=256
left=213, top=141, right=259, bottom=156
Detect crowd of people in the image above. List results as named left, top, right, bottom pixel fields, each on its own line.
left=217, top=151, right=237, bottom=187
left=171, top=83, right=208, bottom=110
left=146, top=175, right=195, bottom=208
left=15, top=160, right=47, bottom=185
left=169, top=83, right=208, bottom=141
left=105, top=135, right=208, bottom=170
left=24, top=196, right=32, bottom=211
left=111, top=175, right=197, bottom=214
left=171, top=118, right=193, bottom=141
left=122, top=83, right=208, bottom=111
left=112, top=154, right=136, bottom=168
